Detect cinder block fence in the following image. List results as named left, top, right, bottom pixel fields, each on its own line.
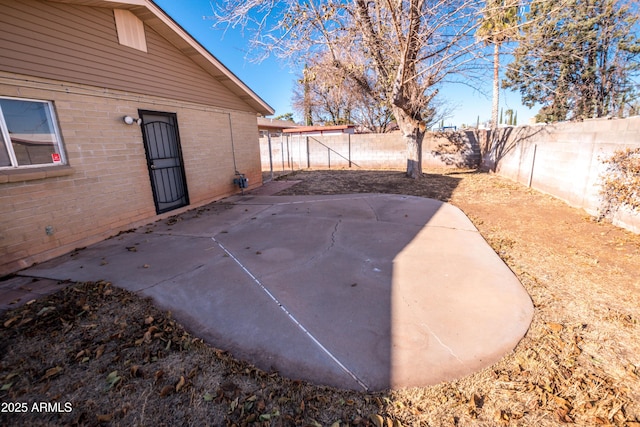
left=486, top=117, right=640, bottom=234
left=260, top=117, right=640, bottom=233
left=259, top=131, right=481, bottom=172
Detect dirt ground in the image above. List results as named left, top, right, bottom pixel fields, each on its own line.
left=1, top=168, right=639, bottom=427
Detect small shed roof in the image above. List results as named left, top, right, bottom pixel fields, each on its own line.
left=257, top=117, right=300, bottom=132
left=49, top=0, right=274, bottom=116
left=283, top=124, right=356, bottom=135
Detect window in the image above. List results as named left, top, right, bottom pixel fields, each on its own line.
left=0, top=97, right=66, bottom=168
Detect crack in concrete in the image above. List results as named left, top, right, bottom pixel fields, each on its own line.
left=328, top=219, right=341, bottom=251
left=401, top=295, right=463, bottom=364
left=135, top=263, right=207, bottom=293
left=294, top=219, right=342, bottom=269
left=421, top=322, right=464, bottom=364
left=363, top=197, right=381, bottom=222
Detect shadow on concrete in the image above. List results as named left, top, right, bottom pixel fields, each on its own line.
left=18, top=187, right=533, bottom=393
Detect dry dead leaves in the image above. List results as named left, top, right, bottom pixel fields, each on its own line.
left=1, top=169, right=639, bottom=426
left=0, top=280, right=388, bottom=426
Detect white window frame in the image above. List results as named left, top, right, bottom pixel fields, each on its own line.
left=0, top=96, right=66, bottom=169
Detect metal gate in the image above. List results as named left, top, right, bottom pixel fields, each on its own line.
left=139, top=110, right=189, bottom=214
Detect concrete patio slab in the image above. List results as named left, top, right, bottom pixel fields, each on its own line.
left=0, top=276, right=67, bottom=312
left=140, top=258, right=363, bottom=389
left=15, top=193, right=534, bottom=391
left=23, top=233, right=223, bottom=292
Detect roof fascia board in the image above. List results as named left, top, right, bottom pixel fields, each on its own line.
left=283, top=125, right=355, bottom=134
left=47, top=0, right=146, bottom=8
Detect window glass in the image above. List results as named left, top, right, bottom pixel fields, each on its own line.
left=0, top=98, right=64, bottom=167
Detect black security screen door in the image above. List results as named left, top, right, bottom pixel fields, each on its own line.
left=139, top=111, right=189, bottom=214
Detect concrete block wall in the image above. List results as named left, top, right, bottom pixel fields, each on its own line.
left=0, top=73, right=262, bottom=275
left=260, top=134, right=291, bottom=173
left=260, top=119, right=639, bottom=233
left=259, top=131, right=481, bottom=171
left=488, top=117, right=640, bottom=233
left=350, top=133, right=407, bottom=168
left=423, top=131, right=481, bottom=168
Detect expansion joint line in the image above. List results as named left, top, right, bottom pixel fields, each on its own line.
left=211, top=237, right=370, bottom=392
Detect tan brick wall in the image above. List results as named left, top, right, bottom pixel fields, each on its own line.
left=0, top=72, right=262, bottom=275
left=227, top=111, right=263, bottom=189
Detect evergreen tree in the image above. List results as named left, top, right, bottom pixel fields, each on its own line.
left=505, top=108, right=514, bottom=125
left=274, top=113, right=295, bottom=122
left=504, top=0, right=640, bottom=122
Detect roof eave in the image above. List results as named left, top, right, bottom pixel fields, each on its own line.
left=283, top=124, right=355, bottom=134
left=47, top=0, right=275, bottom=116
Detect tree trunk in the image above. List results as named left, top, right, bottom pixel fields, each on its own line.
left=488, top=42, right=501, bottom=172
left=405, top=132, right=423, bottom=179
left=395, top=107, right=424, bottom=179
left=492, top=42, right=500, bottom=129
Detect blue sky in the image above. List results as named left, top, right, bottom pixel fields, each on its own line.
left=154, top=0, right=538, bottom=127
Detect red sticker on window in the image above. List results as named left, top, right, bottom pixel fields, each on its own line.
left=52, top=153, right=61, bottom=163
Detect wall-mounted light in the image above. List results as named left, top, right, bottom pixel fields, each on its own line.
left=123, top=115, right=142, bottom=125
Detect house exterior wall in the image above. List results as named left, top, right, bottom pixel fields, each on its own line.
left=0, top=0, right=266, bottom=276
left=0, top=72, right=261, bottom=276
left=0, top=0, right=254, bottom=113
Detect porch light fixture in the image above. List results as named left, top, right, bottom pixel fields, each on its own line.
left=123, top=115, right=142, bottom=125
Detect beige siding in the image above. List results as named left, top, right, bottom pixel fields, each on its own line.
left=0, top=0, right=254, bottom=112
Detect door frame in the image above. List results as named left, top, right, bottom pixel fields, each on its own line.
left=138, top=110, right=189, bottom=214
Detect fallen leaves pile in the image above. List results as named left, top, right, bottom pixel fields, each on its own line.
left=0, top=280, right=392, bottom=426
left=1, top=168, right=639, bottom=426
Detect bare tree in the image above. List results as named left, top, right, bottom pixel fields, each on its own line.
left=291, top=50, right=394, bottom=131
left=292, top=53, right=357, bottom=126
left=213, top=0, right=481, bottom=178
